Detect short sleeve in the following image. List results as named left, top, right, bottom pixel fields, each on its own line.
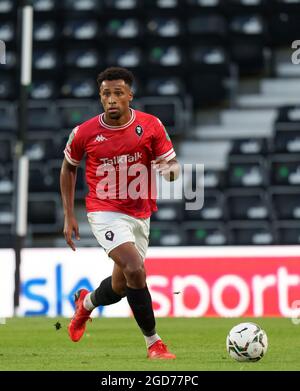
left=152, top=117, right=176, bottom=162
left=63, top=126, right=84, bottom=166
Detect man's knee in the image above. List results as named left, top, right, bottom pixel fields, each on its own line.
left=109, top=242, right=141, bottom=266
left=109, top=242, right=146, bottom=288
left=123, top=264, right=146, bottom=288
left=124, top=263, right=145, bottom=278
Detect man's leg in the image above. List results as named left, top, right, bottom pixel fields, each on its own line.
left=109, top=242, right=176, bottom=359
left=81, top=243, right=157, bottom=338
left=110, top=242, right=156, bottom=335
left=83, top=264, right=126, bottom=311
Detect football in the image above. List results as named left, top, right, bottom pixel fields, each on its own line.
left=226, top=322, right=268, bottom=362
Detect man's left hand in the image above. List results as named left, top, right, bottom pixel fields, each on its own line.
left=151, top=157, right=180, bottom=181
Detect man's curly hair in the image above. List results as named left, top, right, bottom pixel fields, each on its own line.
left=97, top=67, right=134, bottom=88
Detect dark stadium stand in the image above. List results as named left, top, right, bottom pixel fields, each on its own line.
left=1, top=0, right=300, bottom=247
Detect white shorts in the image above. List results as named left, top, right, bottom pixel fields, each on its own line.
left=87, top=211, right=150, bottom=260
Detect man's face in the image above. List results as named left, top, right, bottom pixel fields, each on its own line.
left=99, top=79, right=133, bottom=120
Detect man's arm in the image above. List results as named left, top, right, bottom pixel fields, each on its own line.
left=152, top=157, right=180, bottom=182
left=60, top=158, right=80, bottom=251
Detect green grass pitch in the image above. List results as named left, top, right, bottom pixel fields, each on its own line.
left=0, top=317, right=299, bottom=371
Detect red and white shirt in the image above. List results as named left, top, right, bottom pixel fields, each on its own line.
left=64, top=109, right=176, bottom=218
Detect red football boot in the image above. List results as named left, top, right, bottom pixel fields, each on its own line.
left=147, top=340, right=176, bottom=360
left=68, top=289, right=92, bottom=342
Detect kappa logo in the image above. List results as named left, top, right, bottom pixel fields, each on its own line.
left=135, top=125, right=143, bottom=137
left=105, top=230, right=114, bottom=241
left=95, top=134, right=107, bottom=142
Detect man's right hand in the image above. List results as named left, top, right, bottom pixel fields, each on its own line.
left=63, top=215, right=80, bottom=251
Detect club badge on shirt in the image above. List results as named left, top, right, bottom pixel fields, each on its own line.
left=135, top=125, right=143, bottom=137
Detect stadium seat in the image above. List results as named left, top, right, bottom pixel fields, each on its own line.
left=28, top=194, right=62, bottom=233
left=145, top=77, right=186, bottom=98
left=147, top=45, right=184, bottom=70
left=189, top=45, right=230, bottom=77
left=104, top=0, right=141, bottom=11
left=203, top=169, right=225, bottom=189
left=2, top=49, right=17, bottom=71
left=33, top=21, right=58, bottom=43
left=228, top=221, right=275, bottom=245
left=60, top=73, right=97, bottom=98
left=228, top=13, right=266, bottom=73
left=275, top=221, right=300, bottom=245
left=57, top=100, right=99, bottom=128
left=275, top=105, right=300, bottom=127
left=0, top=164, right=13, bottom=194
left=28, top=165, right=47, bottom=193
left=33, top=49, right=60, bottom=71
left=225, top=0, right=264, bottom=10
left=62, top=0, right=101, bottom=13
left=270, top=155, right=300, bottom=186
left=105, top=18, right=141, bottom=40
left=151, top=200, right=184, bottom=222
left=188, top=72, right=228, bottom=107
left=0, top=21, right=15, bottom=43
left=0, top=195, right=13, bottom=227
left=0, top=101, right=17, bottom=132
left=30, top=80, right=58, bottom=100
left=230, top=138, right=269, bottom=156
left=188, top=44, right=231, bottom=104
left=144, top=0, right=181, bottom=10
left=184, top=190, right=225, bottom=221
left=0, top=229, right=14, bottom=248
left=271, top=188, right=300, bottom=220
left=0, top=0, right=16, bottom=14
left=138, top=96, right=184, bottom=134
left=32, top=0, right=58, bottom=13
left=63, top=18, right=100, bottom=41
left=269, top=10, right=300, bottom=46
left=106, top=46, right=143, bottom=70
left=149, top=222, right=184, bottom=246
left=26, top=133, right=59, bottom=161
left=186, top=0, right=222, bottom=8
left=28, top=101, right=61, bottom=130
left=146, top=17, right=183, bottom=39
left=0, top=73, right=17, bottom=101
left=272, top=130, right=300, bottom=153
left=226, top=189, right=270, bottom=220
left=45, top=161, right=85, bottom=197
left=227, top=156, right=268, bottom=188
left=182, top=221, right=228, bottom=245
left=64, top=48, right=102, bottom=71
left=231, top=39, right=264, bottom=74
left=0, top=134, right=13, bottom=163
left=229, top=15, right=265, bottom=37
left=187, top=14, right=227, bottom=41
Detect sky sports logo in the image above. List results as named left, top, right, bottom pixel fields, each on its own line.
left=0, top=40, right=5, bottom=64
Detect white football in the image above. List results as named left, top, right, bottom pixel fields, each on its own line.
left=226, top=322, right=268, bottom=362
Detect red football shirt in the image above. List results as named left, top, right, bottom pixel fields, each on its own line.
left=64, top=109, right=176, bottom=218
